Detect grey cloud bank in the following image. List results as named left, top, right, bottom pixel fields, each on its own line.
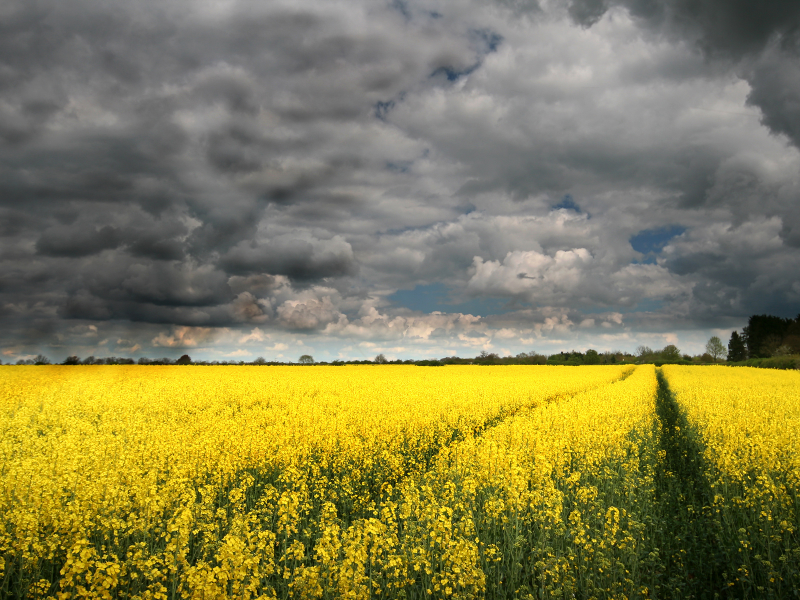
left=1, top=0, right=799, bottom=362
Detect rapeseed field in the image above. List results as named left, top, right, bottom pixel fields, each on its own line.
left=0, top=365, right=797, bottom=599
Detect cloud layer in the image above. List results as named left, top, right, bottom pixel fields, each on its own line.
left=1, top=0, right=799, bottom=361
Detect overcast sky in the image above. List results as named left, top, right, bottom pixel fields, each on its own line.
left=2, top=0, right=799, bottom=362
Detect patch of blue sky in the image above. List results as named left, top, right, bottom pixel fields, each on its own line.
left=429, top=28, right=503, bottom=83
left=390, top=0, right=411, bottom=20
left=630, top=225, right=685, bottom=254
left=470, top=28, right=503, bottom=54
left=618, top=298, right=665, bottom=313
left=374, top=100, right=394, bottom=120
left=389, top=282, right=509, bottom=316
left=431, top=64, right=479, bottom=82
left=386, top=160, right=412, bottom=173
left=551, top=194, right=583, bottom=213
left=450, top=296, right=512, bottom=316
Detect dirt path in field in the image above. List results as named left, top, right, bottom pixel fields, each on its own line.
left=654, top=368, right=727, bottom=599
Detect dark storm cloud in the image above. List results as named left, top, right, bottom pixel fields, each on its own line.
left=220, top=236, right=356, bottom=280
left=36, top=225, right=122, bottom=258
left=746, top=48, right=800, bottom=154
left=0, top=129, right=189, bottom=214
left=2, top=0, right=799, bottom=360
left=127, top=236, right=186, bottom=261
left=0, top=208, right=38, bottom=238
left=658, top=218, right=800, bottom=318
left=29, top=204, right=190, bottom=262
left=568, top=0, right=800, bottom=148
left=568, top=0, right=800, bottom=56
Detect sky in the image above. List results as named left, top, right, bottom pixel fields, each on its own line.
left=2, top=0, right=800, bottom=363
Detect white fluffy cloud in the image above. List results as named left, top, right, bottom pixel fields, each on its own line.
left=325, top=305, right=483, bottom=341
left=152, top=326, right=222, bottom=348
left=468, top=248, right=594, bottom=302
left=277, top=296, right=344, bottom=331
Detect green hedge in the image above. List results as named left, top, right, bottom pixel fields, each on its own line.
left=725, top=354, right=800, bottom=370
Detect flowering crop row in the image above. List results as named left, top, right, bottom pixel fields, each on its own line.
left=0, top=365, right=629, bottom=599
left=660, top=365, right=800, bottom=598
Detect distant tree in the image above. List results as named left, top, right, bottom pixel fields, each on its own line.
left=252, top=357, right=266, bottom=365
left=700, top=353, right=714, bottom=363
left=137, top=357, right=151, bottom=365
left=774, top=345, right=793, bottom=356
left=63, top=355, right=80, bottom=365
left=785, top=315, right=800, bottom=354
left=176, top=354, right=192, bottom=365
left=742, top=314, right=793, bottom=358
left=584, top=349, right=600, bottom=364
left=660, top=345, right=681, bottom=362
left=82, top=356, right=96, bottom=365
left=600, top=351, right=617, bottom=364
left=727, top=331, right=747, bottom=362
left=636, top=345, right=653, bottom=359
left=298, top=354, right=314, bottom=364
left=477, top=351, right=500, bottom=364
left=705, top=336, right=726, bottom=362
left=761, top=335, right=785, bottom=358
left=34, top=354, right=51, bottom=365
left=415, top=359, right=444, bottom=366
left=374, top=353, right=388, bottom=364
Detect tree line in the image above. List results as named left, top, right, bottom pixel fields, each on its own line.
left=6, top=314, right=797, bottom=368
left=0, top=347, right=722, bottom=368
left=720, top=314, right=800, bottom=369
left=728, top=314, right=800, bottom=360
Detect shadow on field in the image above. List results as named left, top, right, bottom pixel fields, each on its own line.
left=654, top=368, right=729, bottom=599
